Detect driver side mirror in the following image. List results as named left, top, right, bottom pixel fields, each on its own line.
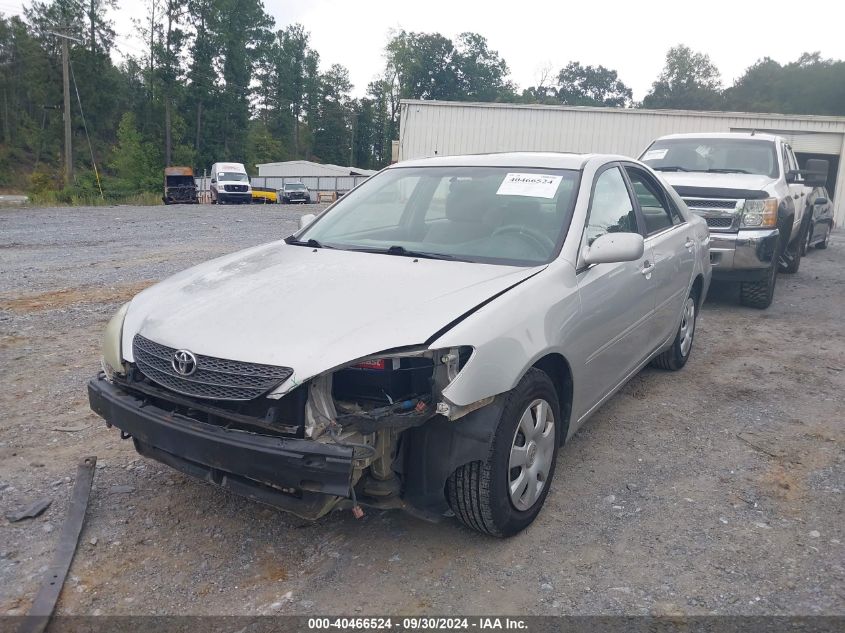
left=298, top=213, right=316, bottom=230
left=582, top=233, right=645, bottom=266
left=803, top=159, right=829, bottom=187
left=211, top=178, right=216, bottom=184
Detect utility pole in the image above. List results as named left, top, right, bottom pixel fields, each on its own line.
left=61, top=37, right=72, bottom=185
left=48, top=31, right=83, bottom=186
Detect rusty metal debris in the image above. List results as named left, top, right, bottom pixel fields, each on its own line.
left=17, top=456, right=96, bottom=633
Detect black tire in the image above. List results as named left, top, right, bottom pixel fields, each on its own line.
left=779, top=220, right=806, bottom=274
left=804, top=225, right=814, bottom=254
left=816, top=227, right=829, bottom=249
left=446, top=368, right=560, bottom=537
left=652, top=287, right=699, bottom=371
left=740, top=260, right=778, bottom=309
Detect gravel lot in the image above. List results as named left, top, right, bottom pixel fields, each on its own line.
left=0, top=204, right=843, bottom=616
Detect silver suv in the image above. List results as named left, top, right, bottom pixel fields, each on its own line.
left=640, top=133, right=828, bottom=309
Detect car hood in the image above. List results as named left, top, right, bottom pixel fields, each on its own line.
left=122, top=241, right=543, bottom=389
left=659, top=171, right=776, bottom=193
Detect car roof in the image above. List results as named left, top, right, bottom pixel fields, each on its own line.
left=654, top=132, right=782, bottom=143
left=394, top=152, right=629, bottom=170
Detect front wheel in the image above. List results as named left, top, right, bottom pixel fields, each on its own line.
left=652, top=290, right=698, bottom=371
left=740, top=261, right=777, bottom=309
left=447, top=369, right=560, bottom=537
left=779, top=224, right=805, bottom=274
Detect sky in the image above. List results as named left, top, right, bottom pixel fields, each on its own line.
left=5, top=0, right=845, bottom=101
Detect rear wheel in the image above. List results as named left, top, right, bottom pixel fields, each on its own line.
left=447, top=369, right=560, bottom=537
left=816, top=225, right=829, bottom=249
left=652, top=290, right=698, bottom=371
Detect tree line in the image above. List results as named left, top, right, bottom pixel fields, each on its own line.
left=1, top=0, right=844, bottom=201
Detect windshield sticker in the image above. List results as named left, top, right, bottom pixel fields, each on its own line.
left=496, top=173, right=562, bottom=198
left=695, top=145, right=712, bottom=158
left=642, top=149, right=667, bottom=161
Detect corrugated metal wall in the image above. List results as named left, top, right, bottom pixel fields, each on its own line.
left=398, top=100, right=845, bottom=224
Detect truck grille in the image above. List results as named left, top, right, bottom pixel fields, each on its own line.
left=224, top=184, right=248, bottom=193
left=132, top=334, right=292, bottom=401
left=683, top=197, right=740, bottom=232
left=705, top=217, right=734, bottom=228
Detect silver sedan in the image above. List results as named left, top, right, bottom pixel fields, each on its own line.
left=90, top=152, right=711, bottom=537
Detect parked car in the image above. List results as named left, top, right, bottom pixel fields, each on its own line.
left=210, top=162, right=252, bottom=204
left=640, top=133, right=827, bottom=309
left=88, top=152, right=710, bottom=537
left=162, top=166, right=198, bottom=205
left=281, top=182, right=310, bottom=204
left=805, top=186, right=834, bottom=251
left=251, top=186, right=279, bottom=204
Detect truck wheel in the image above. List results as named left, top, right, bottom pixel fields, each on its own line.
left=740, top=261, right=777, bottom=309
left=652, top=289, right=698, bottom=371
left=816, top=226, right=829, bottom=249
left=446, top=368, right=560, bottom=537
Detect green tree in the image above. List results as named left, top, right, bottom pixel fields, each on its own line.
left=642, top=45, right=723, bottom=110
left=453, top=32, right=513, bottom=101
left=109, top=111, right=158, bottom=192
left=726, top=53, right=845, bottom=116
left=312, top=63, right=352, bottom=165
left=556, top=61, right=632, bottom=107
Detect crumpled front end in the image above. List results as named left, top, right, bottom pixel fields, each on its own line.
left=89, top=329, right=493, bottom=520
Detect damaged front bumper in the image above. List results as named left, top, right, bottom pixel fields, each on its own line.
left=87, top=375, right=354, bottom=519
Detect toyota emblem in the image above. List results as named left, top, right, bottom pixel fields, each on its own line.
left=172, top=350, right=197, bottom=376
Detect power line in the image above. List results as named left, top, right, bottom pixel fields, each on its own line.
left=69, top=58, right=103, bottom=198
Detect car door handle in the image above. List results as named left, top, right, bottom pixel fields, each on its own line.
left=641, top=261, right=655, bottom=276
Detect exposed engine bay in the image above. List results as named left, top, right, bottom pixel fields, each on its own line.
left=106, top=345, right=487, bottom=520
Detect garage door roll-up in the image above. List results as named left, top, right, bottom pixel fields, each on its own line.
left=731, top=128, right=843, bottom=155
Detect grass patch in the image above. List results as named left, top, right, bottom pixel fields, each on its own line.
left=29, top=190, right=162, bottom=207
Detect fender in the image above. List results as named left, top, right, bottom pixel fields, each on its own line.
left=399, top=397, right=506, bottom=517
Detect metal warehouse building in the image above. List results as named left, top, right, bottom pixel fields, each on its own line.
left=254, top=160, right=376, bottom=196
left=398, top=99, right=845, bottom=224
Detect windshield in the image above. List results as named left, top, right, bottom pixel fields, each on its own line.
left=296, top=166, right=580, bottom=265
left=285, top=183, right=307, bottom=191
left=218, top=172, right=248, bottom=182
left=641, top=138, right=779, bottom=178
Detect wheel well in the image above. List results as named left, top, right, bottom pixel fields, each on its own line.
left=531, top=353, right=573, bottom=444
left=691, top=274, right=704, bottom=308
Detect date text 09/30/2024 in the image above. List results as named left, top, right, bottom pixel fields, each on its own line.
left=307, top=617, right=528, bottom=631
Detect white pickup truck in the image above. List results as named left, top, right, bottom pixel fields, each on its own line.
left=640, top=133, right=828, bottom=308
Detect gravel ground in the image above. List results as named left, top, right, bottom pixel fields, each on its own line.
left=0, top=204, right=843, bottom=616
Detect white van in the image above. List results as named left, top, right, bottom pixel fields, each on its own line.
left=210, top=162, right=252, bottom=204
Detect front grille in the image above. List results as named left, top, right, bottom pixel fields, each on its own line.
left=683, top=198, right=739, bottom=210
left=132, top=334, right=292, bottom=401
left=224, top=184, right=248, bottom=193
left=706, top=217, right=734, bottom=228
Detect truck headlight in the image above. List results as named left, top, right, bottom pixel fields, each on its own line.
left=740, top=198, right=778, bottom=228
left=101, top=302, right=129, bottom=380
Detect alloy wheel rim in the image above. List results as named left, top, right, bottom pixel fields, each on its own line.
left=679, top=297, right=696, bottom=357
left=508, top=399, right=555, bottom=511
